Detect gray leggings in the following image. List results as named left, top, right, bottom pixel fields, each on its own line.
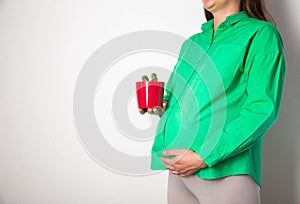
left=168, top=172, right=260, bottom=204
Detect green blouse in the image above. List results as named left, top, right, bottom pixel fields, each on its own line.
left=150, top=11, right=286, bottom=187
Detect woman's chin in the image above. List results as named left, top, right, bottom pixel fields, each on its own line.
left=203, top=4, right=215, bottom=12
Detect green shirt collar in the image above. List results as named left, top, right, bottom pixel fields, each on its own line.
left=201, top=11, right=249, bottom=31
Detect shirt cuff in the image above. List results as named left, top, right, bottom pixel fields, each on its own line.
left=194, top=148, right=219, bottom=168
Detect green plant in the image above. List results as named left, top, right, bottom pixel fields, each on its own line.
left=141, top=73, right=158, bottom=82
left=151, top=73, right=158, bottom=81
left=141, top=75, right=149, bottom=82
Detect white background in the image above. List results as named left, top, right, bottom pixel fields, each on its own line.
left=0, top=0, right=299, bottom=203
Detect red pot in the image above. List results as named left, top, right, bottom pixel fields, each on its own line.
left=136, top=81, right=165, bottom=109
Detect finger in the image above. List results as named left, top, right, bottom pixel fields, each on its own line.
left=163, top=164, right=174, bottom=170
left=153, top=108, right=161, bottom=115
left=162, top=101, right=168, bottom=109
left=170, top=171, right=179, bottom=175
left=139, top=108, right=146, bottom=114
left=177, top=169, right=189, bottom=176
left=147, top=108, right=154, bottom=114
left=177, top=169, right=187, bottom=176
left=167, top=165, right=174, bottom=170
left=163, top=149, right=182, bottom=157
left=157, top=107, right=165, bottom=117
left=160, top=157, right=173, bottom=166
left=160, top=157, right=176, bottom=166
left=180, top=170, right=195, bottom=177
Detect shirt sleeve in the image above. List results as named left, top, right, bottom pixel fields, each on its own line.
left=163, top=71, right=175, bottom=101
left=163, top=38, right=191, bottom=101
left=196, top=25, right=286, bottom=167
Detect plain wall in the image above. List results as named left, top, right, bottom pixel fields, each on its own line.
left=261, top=0, right=300, bottom=203
left=0, top=0, right=299, bottom=203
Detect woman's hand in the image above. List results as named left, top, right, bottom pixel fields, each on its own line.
left=160, top=149, right=207, bottom=177
left=138, top=100, right=168, bottom=117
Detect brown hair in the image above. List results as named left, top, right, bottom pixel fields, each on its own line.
left=204, top=0, right=276, bottom=25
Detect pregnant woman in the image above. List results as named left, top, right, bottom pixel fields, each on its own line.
left=139, top=0, right=286, bottom=203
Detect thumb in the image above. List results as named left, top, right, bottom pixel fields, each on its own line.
left=162, top=101, right=168, bottom=109
left=163, top=150, right=180, bottom=156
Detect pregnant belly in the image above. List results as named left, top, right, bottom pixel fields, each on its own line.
left=163, top=104, right=208, bottom=150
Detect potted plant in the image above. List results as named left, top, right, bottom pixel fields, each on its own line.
left=136, top=73, right=165, bottom=109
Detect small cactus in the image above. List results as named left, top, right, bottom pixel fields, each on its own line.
left=141, top=73, right=158, bottom=82
left=142, top=75, right=149, bottom=82
left=151, top=73, right=158, bottom=81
